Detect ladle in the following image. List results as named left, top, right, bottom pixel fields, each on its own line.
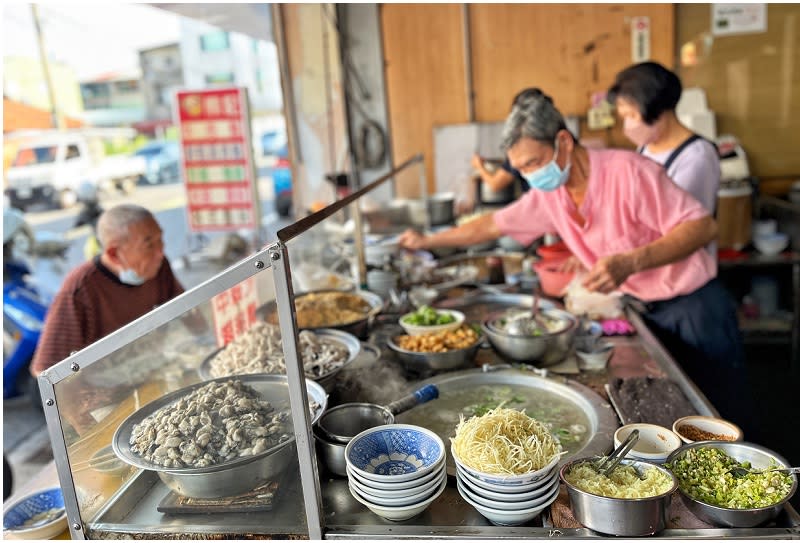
left=316, top=384, right=439, bottom=444
left=506, top=280, right=549, bottom=336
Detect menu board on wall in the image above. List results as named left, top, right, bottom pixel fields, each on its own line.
left=175, top=87, right=261, bottom=232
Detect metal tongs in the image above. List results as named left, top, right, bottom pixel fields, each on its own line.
left=594, top=429, right=640, bottom=477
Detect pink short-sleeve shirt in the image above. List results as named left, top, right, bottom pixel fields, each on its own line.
left=494, top=149, right=716, bottom=302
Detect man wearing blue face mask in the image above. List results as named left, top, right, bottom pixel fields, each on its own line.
left=31, top=204, right=184, bottom=377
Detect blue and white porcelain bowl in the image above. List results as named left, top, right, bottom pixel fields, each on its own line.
left=3, top=487, right=67, bottom=540
left=346, top=462, right=442, bottom=491
left=452, top=445, right=562, bottom=487
left=347, top=465, right=445, bottom=499
left=457, top=470, right=560, bottom=510
left=457, top=479, right=560, bottom=526
left=345, top=424, right=446, bottom=483
left=456, top=464, right=559, bottom=502
left=349, top=469, right=446, bottom=507
left=348, top=474, right=448, bottom=522
left=455, top=461, right=559, bottom=494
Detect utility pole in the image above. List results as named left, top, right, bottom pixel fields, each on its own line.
left=31, top=4, right=65, bottom=130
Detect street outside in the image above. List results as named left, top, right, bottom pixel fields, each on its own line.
left=3, top=176, right=287, bottom=495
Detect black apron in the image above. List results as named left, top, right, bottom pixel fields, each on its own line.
left=637, top=133, right=716, bottom=171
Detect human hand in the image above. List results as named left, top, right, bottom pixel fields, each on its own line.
left=455, top=194, right=475, bottom=215
left=582, top=253, right=635, bottom=293
left=398, top=228, right=428, bottom=250
left=556, top=255, right=586, bottom=273
left=470, top=154, right=485, bottom=171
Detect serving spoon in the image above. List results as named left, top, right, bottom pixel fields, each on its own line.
left=505, top=280, right=549, bottom=336
left=728, top=465, right=800, bottom=478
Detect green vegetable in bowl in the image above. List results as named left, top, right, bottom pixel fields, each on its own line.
left=667, top=447, right=793, bottom=509
left=402, top=305, right=455, bottom=326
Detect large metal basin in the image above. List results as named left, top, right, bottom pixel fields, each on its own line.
left=260, top=289, right=383, bottom=340
left=482, top=307, right=578, bottom=366
left=112, top=375, right=327, bottom=498
left=394, top=367, right=617, bottom=476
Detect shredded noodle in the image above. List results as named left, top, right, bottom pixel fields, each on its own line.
left=564, top=462, right=674, bottom=499
left=450, top=407, right=563, bottom=475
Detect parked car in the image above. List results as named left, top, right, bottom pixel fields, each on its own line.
left=4, top=132, right=145, bottom=210
left=134, top=141, right=180, bottom=185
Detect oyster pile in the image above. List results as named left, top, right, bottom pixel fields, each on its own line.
left=129, top=379, right=311, bottom=469
left=208, top=322, right=349, bottom=379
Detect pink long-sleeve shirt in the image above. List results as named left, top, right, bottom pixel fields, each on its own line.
left=494, top=148, right=716, bottom=302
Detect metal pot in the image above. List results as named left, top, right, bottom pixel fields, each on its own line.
left=314, top=385, right=439, bottom=476
left=386, top=335, right=484, bottom=372
left=112, top=375, right=328, bottom=498
left=260, top=289, right=384, bottom=340
left=560, top=457, right=677, bottom=536
left=427, top=193, right=455, bottom=226
left=482, top=308, right=577, bottom=365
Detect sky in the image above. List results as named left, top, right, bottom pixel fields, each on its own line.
left=2, top=2, right=182, bottom=80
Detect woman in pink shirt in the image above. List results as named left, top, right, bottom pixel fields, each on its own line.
left=399, top=89, right=751, bottom=433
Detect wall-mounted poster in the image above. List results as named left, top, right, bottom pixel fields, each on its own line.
left=712, top=4, right=767, bottom=36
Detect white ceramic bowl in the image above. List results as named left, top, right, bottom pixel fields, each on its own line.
left=753, top=233, right=789, bottom=256
left=457, top=471, right=560, bottom=510
left=345, top=424, right=446, bottom=483
left=349, top=468, right=446, bottom=507
left=672, top=416, right=743, bottom=444
left=3, top=487, right=67, bottom=540
left=346, top=462, right=442, bottom=490
left=452, top=446, right=562, bottom=487
left=456, top=464, right=558, bottom=501
left=613, top=423, right=682, bottom=464
left=347, top=464, right=446, bottom=499
left=398, top=309, right=465, bottom=336
left=365, top=239, right=400, bottom=266
left=455, top=462, right=559, bottom=495
left=575, top=342, right=614, bottom=371
left=457, top=479, right=560, bottom=526
left=348, top=475, right=448, bottom=522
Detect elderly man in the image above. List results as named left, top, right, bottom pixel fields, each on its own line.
left=31, top=204, right=184, bottom=376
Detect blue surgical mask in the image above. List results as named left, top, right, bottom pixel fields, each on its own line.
left=522, top=142, right=571, bottom=192
left=118, top=256, right=146, bottom=286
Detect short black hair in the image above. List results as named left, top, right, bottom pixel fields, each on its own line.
left=607, top=62, right=682, bottom=125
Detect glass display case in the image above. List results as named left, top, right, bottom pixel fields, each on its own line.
left=38, top=155, right=425, bottom=539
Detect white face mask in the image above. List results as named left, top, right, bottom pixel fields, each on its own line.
left=118, top=255, right=146, bottom=286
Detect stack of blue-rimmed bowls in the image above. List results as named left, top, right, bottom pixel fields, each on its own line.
left=453, top=448, right=561, bottom=526
left=344, top=424, right=447, bottom=521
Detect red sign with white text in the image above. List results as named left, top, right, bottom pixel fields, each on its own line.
left=210, top=277, right=259, bottom=347
left=175, top=88, right=259, bottom=231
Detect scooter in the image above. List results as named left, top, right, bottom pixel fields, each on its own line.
left=2, top=207, right=69, bottom=399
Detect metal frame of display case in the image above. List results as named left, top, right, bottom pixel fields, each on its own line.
left=37, top=151, right=799, bottom=539
left=38, top=155, right=424, bottom=540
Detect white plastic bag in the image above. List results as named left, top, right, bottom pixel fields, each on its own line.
left=563, top=275, right=624, bottom=320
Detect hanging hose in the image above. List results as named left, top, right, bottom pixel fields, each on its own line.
left=356, top=118, right=387, bottom=169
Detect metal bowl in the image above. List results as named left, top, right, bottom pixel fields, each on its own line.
left=482, top=308, right=578, bottom=365
left=260, top=289, right=383, bottom=340
left=385, top=333, right=483, bottom=372
left=112, top=374, right=328, bottom=498
left=313, top=424, right=349, bottom=477
left=560, top=457, right=678, bottom=536
left=665, top=441, right=798, bottom=527
left=197, top=328, right=361, bottom=394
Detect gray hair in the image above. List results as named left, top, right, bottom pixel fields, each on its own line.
left=97, top=204, right=155, bottom=247
left=501, top=89, right=567, bottom=152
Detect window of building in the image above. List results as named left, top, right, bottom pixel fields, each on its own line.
left=199, top=31, right=230, bottom=52
left=205, top=73, right=235, bottom=85
left=114, top=80, right=140, bottom=94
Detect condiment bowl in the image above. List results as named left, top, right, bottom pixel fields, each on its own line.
left=665, top=441, right=797, bottom=527
left=3, top=487, right=67, bottom=540
left=345, top=424, right=445, bottom=483
left=575, top=342, right=614, bottom=371
left=613, top=423, right=682, bottom=464
left=672, top=415, right=743, bottom=444
left=560, top=457, right=678, bottom=536
left=385, top=331, right=483, bottom=373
